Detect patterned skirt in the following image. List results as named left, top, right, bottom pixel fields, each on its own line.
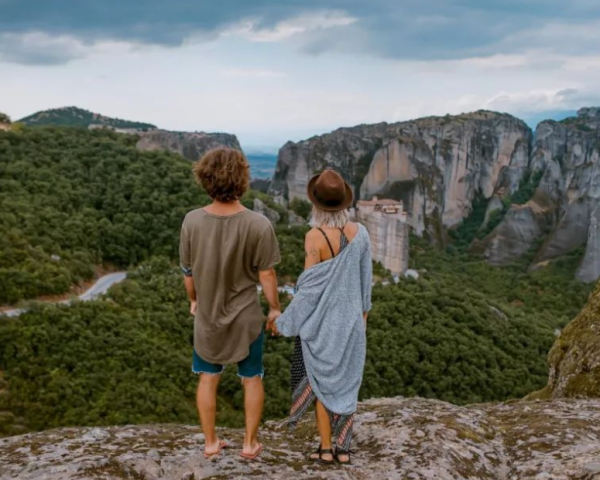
left=289, top=337, right=355, bottom=451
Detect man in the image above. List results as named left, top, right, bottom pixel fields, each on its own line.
left=179, top=148, right=281, bottom=460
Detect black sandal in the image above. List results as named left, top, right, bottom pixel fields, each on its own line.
left=308, top=445, right=335, bottom=465
left=335, top=449, right=352, bottom=465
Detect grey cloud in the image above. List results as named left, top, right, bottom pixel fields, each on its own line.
left=0, top=32, right=88, bottom=65
left=0, top=0, right=599, bottom=65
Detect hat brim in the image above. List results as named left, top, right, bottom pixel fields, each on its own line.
left=306, top=173, right=354, bottom=212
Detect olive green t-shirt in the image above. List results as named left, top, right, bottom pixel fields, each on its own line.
left=179, top=208, right=280, bottom=364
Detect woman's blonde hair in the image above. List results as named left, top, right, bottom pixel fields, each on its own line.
left=309, top=205, right=349, bottom=229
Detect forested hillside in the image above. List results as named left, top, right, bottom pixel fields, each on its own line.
left=0, top=127, right=210, bottom=304
left=0, top=242, right=591, bottom=436
left=0, top=124, right=593, bottom=437
left=19, top=107, right=156, bottom=130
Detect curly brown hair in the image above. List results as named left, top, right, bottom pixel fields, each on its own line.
left=194, top=148, right=250, bottom=202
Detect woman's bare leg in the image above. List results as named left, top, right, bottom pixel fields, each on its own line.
left=310, top=400, right=333, bottom=461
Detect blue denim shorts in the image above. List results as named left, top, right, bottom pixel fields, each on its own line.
left=192, top=330, right=264, bottom=379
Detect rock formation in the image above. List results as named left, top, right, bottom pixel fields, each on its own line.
left=287, top=210, right=307, bottom=227
left=136, top=130, right=241, bottom=162
left=271, top=111, right=532, bottom=240
left=479, top=108, right=600, bottom=274
left=476, top=194, right=554, bottom=266
left=252, top=198, right=306, bottom=227
left=530, top=281, right=600, bottom=400
left=252, top=198, right=280, bottom=225
left=577, top=204, right=600, bottom=282
left=249, top=178, right=271, bottom=193
left=3, top=397, right=600, bottom=479
left=271, top=108, right=600, bottom=281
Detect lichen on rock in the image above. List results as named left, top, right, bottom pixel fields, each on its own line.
left=3, top=397, right=600, bottom=479
left=530, top=281, right=600, bottom=400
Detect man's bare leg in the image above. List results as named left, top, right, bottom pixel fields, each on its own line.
left=241, top=376, right=264, bottom=456
left=197, top=373, right=222, bottom=454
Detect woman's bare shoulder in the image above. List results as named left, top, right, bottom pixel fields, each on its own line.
left=345, top=221, right=360, bottom=240
left=305, top=227, right=324, bottom=244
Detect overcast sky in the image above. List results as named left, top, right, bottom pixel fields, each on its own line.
left=2, top=0, right=600, bottom=150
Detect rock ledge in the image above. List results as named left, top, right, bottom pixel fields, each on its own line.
left=2, top=397, right=600, bottom=480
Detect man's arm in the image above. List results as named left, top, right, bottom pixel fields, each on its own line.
left=259, top=268, right=281, bottom=333
left=184, top=274, right=197, bottom=315
left=179, top=217, right=196, bottom=315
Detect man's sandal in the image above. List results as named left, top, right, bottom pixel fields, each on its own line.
left=203, top=439, right=227, bottom=459
left=240, top=443, right=264, bottom=461
left=309, top=445, right=335, bottom=465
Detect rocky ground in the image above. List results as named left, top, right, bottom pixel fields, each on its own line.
left=2, top=397, right=600, bottom=480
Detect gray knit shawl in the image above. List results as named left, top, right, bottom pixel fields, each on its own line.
left=275, top=224, right=373, bottom=415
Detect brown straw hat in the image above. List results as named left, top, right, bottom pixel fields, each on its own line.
left=307, top=170, right=354, bottom=211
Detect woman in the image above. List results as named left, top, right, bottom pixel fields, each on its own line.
left=273, top=169, right=372, bottom=465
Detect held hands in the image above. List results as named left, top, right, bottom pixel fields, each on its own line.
left=190, top=300, right=197, bottom=316
left=266, top=308, right=282, bottom=336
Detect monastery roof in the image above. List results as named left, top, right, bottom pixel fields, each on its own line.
left=357, top=198, right=402, bottom=206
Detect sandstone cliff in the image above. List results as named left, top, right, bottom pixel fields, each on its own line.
left=3, top=397, right=600, bottom=480
left=271, top=108, right=600, bottom=281
left=479, top=108, right=600, bottom=275
left=270, top=111, right=532, bottom=240
left=530, top=281, right=600, bottom=400
left=577, top=204, right=600, bottom=282
left=136, top=130, right=241, bottom=162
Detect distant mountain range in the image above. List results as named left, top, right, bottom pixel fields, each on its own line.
left=19, top=106, right=156, bottom=131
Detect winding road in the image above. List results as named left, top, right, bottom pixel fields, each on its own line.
left=0, top=272, right=127, bottom=318
left=1, top=269, right=414, bottom=318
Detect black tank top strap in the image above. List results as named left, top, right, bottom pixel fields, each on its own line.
left=316, top=227, right=336, bottom=258
left=339, top=226, right=349, bottom=251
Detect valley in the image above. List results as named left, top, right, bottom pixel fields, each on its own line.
left=0, top=106, right=597, bottom=440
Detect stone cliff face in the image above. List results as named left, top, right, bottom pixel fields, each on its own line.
left=479, top=108, right=600, bottom=276
left=577, top=204, right=600, bottom=282
left=530, top=281, right=600, bottom=400
left=136, top=130, right=241, bottom=162
left=270, top=122, right=392, bottom=201
left=271, top=108, right=600, bottom=281
left=271, top=111, right=532, bottom=239
left=3, top=397, right=600, bottom=479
